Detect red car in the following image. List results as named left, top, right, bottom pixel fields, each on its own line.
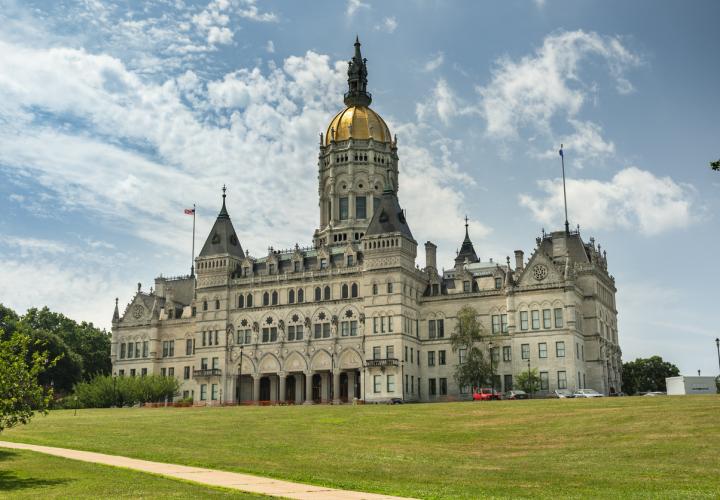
left=472, top=388, right=502, bottom=401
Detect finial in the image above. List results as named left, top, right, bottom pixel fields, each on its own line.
left=464, top=215, right=469, bottom=228
left=355, top=34, right=360, bottom=44
left=506, top=256, right=511, bottom=267
left=115, top=297, right=119, bottom=306
left=222, top=184, right=227, bottom=199
left=137, top=282, right=141, bottom=292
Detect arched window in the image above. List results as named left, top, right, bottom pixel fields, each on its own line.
left=288, top=289, right=295, bottom=304
left=351, top=283, right=359, bottom=298
left=341, top=284, right=349, bottom=299
left=272, top=291, right=278, bottom=305
left=387, top=282, right=393, bottom=294
left=263, top=292, right=270, bottom=306
left=238, top=295, right=244, bottom=308
left=315, top=287, right=321, bottom=302
left=297, top=288, right=304, bottom=303
left=324, top=286, right=331, bottom=301
left=246, top=294, right=253, bottom=307
left=215, top=299, right=220, bottom=309
left=372, top=284, right=378, bottom=295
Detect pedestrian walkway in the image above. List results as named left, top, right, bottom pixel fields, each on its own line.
left=0, top=441, right=413, bottom=500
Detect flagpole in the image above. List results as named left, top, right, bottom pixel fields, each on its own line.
left=191, top=203, right=196, bottom=277
left=560, top=144, right=569, bottom=235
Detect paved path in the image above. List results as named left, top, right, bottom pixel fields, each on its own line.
left=0, top=441, right=413, bottom=500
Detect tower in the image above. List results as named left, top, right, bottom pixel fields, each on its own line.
left=314, top=37, right=399, bottom=248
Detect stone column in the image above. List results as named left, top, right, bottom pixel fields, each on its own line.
left=252, top=375, right=260, bottom=405
left=359, top=368, right=365, bottom=402
left=348, top=371, right=356, bottom=400
left=303, top=371, right=314, bottom=405
left=295, top=375, right=303, bottom=403
left=278, top=372, right=286, bottom=404
left=332, top=370, right=341, bottom=405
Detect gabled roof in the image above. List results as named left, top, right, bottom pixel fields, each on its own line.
left=199, top=191, right=245, bottom=259
left=365, top=183, right=414, bottom=240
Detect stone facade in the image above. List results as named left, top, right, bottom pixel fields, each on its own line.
left=111, top=39, right=622, bottom=404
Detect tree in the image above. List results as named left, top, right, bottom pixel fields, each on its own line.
left=622, top=356, right=680, bottom=395
left=450, top=305, right=492, bottom=391
left=711, top=159, right=720, bottom=171
left=516, top=368, right=540, bottom=395
left=0, top=329, right=55, bottom=432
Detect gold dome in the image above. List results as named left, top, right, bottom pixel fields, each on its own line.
left=325, top=106, right=391, bottom=146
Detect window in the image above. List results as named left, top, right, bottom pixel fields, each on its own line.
left=324, top=286, right=331, bottom=301
left=351, top=283, right=358, bottom=298
left=350, top=321, right=357, bottom=336
left=315, top=287, right=321, bottom=301
left=341, top=321, right=349, bottom=337
left=339, top=197, right=349, bottom=220
left=372, top=283, right=378, bottom=295
left=268, top=264, right=275, bottom=274
left=495, top=277, right=502, bottom=289
left=263, top=292, right=269, bottom=306
left=168, top=367, right=174, bottom=377
left=130, top=369, right=136, bottom=377
left=200, top=384, right=207, bottom=400
left=576, top=343, right=580, bottom=359
left=203, top=300, right=208, bottom=311
left=531, top=310, right=540, bottom=329
left=539, top=371, right=549, bottom=391
left=373, top=346, right=381, bottom=359
left=212, top=357, right=219, bottom=370
left=272, top=291, right=278, bottom=305
left=386, top=345, right=395, bottom=359
left=459, top=348, right=466, bottom=364
left=162, top=341, right=174, bottom=357
left=141, top=368, right=147, bottom=377
left=202, top=332, right=207, bottom=346
left=127, top=342, right=134, bottom=358
left=410, top=347, right=414, bottom=363
left=118, top=369, right=125, bottom=377
left=347, top=255, right=354, bottom=266
left=521, top=343, right=530, bottom=360
left=356, top=196, right=366, bottom=219
left=439, top=378, right=448, bottom=395
left=373, top=317, right=378, bottom=334
left=557, top=371, right=567, bottom=390
left=520, top=311, right=529, bottom=331
left=342, top=284, right=349, bottom=299
left=428, top=351, right=435, bottom=366
left=297, top=289, right=304, bottom=303
left=135, top=342, right=141, bottom=358
left=501, top=314, right=508, bottom=334
left=539, top=343, right=548, bottom=358
left=543, top=309, right=552, bottom=329
left=387, top=282, right=393, bottom=294
left=429, top=320, right=436, bottom=339
left=288, top=290, right=295, bottom=304
left=247, top=294, right=253, bottom=307
left=120, top=343, right=126, bottom=359
left=374, top=375, right=381, bottom=393
left=554, top=308, right=564, bottom=328
left=320, top=258, right=327, bottom=270
left=215, top=299, right=220, bottom=310
left=201, top=358, right=208, bottom=369
left=491, top=315, right=500, bottom=334
left=439, top=350, right=446, bottom=365
left=429, top=378, right=437, bottom=396
left=186, top=339, right=193, bottom=356
left=295, top=325, right=304, bottom=341
left=294, top=261, right=301, bottom=272
left=556, top=341, right=565, bottom=357
left=428, top=319, right=444, bottom=339
left=504, top=374, right=513, bottom=392
left=262, top=327, right=278, bottom=343
left=211, top=384, right=218, bottom=400
left=502, top=346, right=511, bottom=362
left=387, top=374, right=395, bottom=392
left=184, top=366, right=190, bottom=380
left=490, top=348, right=500, bottom=364
left=463, top=281, right=470, bottom=293
left=388, top=316, right=393, bottom=332
left=238, top=295, right=244, bottom=308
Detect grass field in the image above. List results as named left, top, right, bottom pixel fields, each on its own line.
left=2, top=396, right=719, bottom=499
left=0, top=448, right=262, bottom=499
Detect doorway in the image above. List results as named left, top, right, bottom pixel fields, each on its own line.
left=259, top=376, right=271, bottom=401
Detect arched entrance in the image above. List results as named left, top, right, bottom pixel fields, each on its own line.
left=259, top=377, right=271, bottom=401
left=312, top=374, right=322, bottom=403
left=340, top=372, right=349, bottom=402
left=286, top=375, right=297, bottom=402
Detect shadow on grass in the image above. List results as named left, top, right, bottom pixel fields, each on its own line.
left=0, top=450, right=69, bottom=492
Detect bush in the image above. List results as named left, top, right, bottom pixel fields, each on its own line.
left=72, top=375, right=179, bottom=408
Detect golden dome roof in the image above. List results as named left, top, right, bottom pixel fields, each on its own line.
left=325, top=106, right=391, bottom=146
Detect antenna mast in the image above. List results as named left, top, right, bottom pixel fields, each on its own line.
left=559, top=144, right=569, bottom=234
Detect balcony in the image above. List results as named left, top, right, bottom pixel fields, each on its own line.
left=194, top=368, right=222, bottom=377
left=365, top=358, right=399, bottom=368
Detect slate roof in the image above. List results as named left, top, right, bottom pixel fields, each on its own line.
left=365, top=184, right=414, bottom=240
left=454, top=225, right=479, bottom=266
left=199, top=195, right=245, bottom=259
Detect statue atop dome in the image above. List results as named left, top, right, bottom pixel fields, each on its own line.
left=344, top=36, right=372, bottom=107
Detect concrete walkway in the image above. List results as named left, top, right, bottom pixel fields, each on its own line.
left=0, top=441, right=413, bottom=500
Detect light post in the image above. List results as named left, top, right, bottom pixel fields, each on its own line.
left=715, top=338, right=720, bottom=374
left=238, top=344, right=244, bottom=405
left=112, top=375, right=117, bottom=408
left=527, top=357, right=532, bottom=399
left=488, top=341, right=495, bottom=393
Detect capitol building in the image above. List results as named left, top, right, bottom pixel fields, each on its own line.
left=111, top=39, right=622, bottom=404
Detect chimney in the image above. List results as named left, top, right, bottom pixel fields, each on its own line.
left=514, top=250, right=524, bottom=271
left=425, top=241, right=437, bottom=270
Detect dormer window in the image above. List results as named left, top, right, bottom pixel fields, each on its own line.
left=320, top=258, right=327, bottom=270
left=347, top=255, right=354, bottom=266
left=294, top=261, right=301, bottom=272
left=495, top=278, right=502, bottom=290
left=243, top=267, right=249, bottom=276
left=463, top=281, right=471, bottom=293
left=268, top=264, right=275, bottom=274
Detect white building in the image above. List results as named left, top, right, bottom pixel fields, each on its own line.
left=666, top=376, right=718, bottom=395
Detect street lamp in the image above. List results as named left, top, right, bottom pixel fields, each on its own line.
left=488, top=341, right=495, bottom=393
left=715, top=338, right=720, bottom=374
left=527, top=357, right=532, bottom=399
left=238, top=344, right=244, bottom=405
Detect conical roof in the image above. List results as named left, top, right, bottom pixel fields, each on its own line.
left=199, top=188, right=245, bottom=259
left=455, top=219, right=479, bottom=265
left=365, top=181, right=414, bottom=240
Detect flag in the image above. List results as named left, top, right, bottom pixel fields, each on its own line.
left=184, top=208, right=195, bottom=215
left=559, top=148, right=564, bottom=157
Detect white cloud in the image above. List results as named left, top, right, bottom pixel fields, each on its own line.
left=416, top=79, right=478, bottom=126
left=536, top=119, right=615, bottom=167
left=346, top=0, right=370, bottom=17
left=424, top=52, right=444, bottom=72
left=207, top=26, right=233, bottom=45
left=375, top=17, right=398, bottom=33
left=477, top=30, right=640, bottom=162
left=266, top=40, right=275, bottom=53
left=235, top=0, right=278, bottom=22
left=519, top=167, right=695, bottom=235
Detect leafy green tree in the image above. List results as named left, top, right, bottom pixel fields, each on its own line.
left=711, top=159, right=719, bottom=171
left=516, top=368, right=540, bottom=395
left=622, top=356, right=680, bottom=395
left=0, top=329, right=55, bottom=432
left=450, top=305, right=492, bottom=391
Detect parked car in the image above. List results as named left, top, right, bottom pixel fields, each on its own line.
left=389, top=397, right=404, bottom=404
left=472, top=388, right=502, bottom=401
left=504, top=390, right=529, bottom=400
left=642, top=391, right=666, bottom=397
left=573, top=389, right=604, bottom=398
left=553, top=389, right=574, bottom=398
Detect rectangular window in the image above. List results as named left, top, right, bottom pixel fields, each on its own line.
left=387, top=374, right=395, bottom=392
left=556, top=341, right=566, bottom=357
left=495, top=277, right=502, bottom=289
left=350, top=321, right=357, bottom=336
left=339, top=197, right=349, bottom=220
left=161, top=367, right=166, bottom=377
left=501, top=314, right=508, bottom=334
left=557, top=371, right=567, bottom=390
left=428, top=320, right=436, bottom=339
left=491, top=315, right=500, bottom=334
left=577, top=343, right=580, bottom=359
left=262, top=328, right=269, bottom=343
left=581, top=345, right=584, bottom=360
left=373, top=375, right=381, bottom=393
left=437, top=319, right=444, bottom=338
left=491, top=348, right=500, bottom=364
left=373, top=346, right=381, bottom=359
left=540, top=371, right=549, bottom=391
left=463, top=281, right=470, bottom=293
left=130, top=368, right=136, bottom=377
left=439, top=378, right=448, bottom=395
left=120, top=343, right=126, bottom=359
left=200, top=384, right=207, bottom=400
left=404, top=346, right=408, bottom=362
left=342, top=322, right=349, bottom=337
left=202, top=331, right=207, bottom=346
left=201, top=358, right=208, bottom=370
left=543, top=309, right=552, bottom=329
left=502, top=346, right=511, bottom=362
left=521, top=343, right=530, bottom=360
left=373, top=317, right=378, bottom=334
left=554, top=308, right=564, bottom=328
left=386, top=345, right=394, bottom=359
left=295, top=325, right=304, bottom=341
left=141, top=368, right=147, bottom=377
left=439, top=350, right=446, bottom=365
left=459, top=348, right=466, bottom=364
left=127, top=342, right=134, bottom=358
left=314, top=324, right=322, bottom=339
left=141, top=341, right=147, bottom=358
left=410, top=347, right=414, bottom=363
left=270, top=327, right=278, bottom=342
left=531, top=310, right=540, bottom=330
left=294, top=261, right=300, bottom=272
left=212, top=357, right=219, bottom=370
left=320, top=258, right=327, bottom=270
left=186, top=339, right=192, bottom=355
left=184, top=366, right=190, bottom=380
left=520, top=311, right=529, bottom=331
left=118, top=369, right=124, bottom=376
left=211, top=384, right=218, bottom=400
left=388, top=316, right=393, bottom=332
left=135, top=342, right=141, bottom=359
left=429, top=378, right=437, bottom=396
left=288, top=325, right=296, bottom=341
left=322, top=323, right=331, bottom=338
left=539, top=343, right=548, bottom=359
left=504, top=374, right=513, bottom=392
left=428, top=351, right=435, bottom=366
left=355, top=196, right=366, bottom=219
left=168, top=367, right=174, bottom=377
left=347, top=255, right=354, bottom=266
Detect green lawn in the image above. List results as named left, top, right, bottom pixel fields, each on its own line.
left=0, top=448, right=263, bottom=499
left=2, top=396, right=719, bottom=499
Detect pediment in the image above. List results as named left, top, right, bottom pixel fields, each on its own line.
left=516, top=251, right=563, bottom=287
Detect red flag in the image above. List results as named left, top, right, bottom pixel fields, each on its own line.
left=184, top=208, right=195, bottom=215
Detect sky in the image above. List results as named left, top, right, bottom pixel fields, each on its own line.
left=0, top=0, right=718, bottom=376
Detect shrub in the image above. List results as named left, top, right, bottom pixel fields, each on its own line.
left=72, top=375, right=179, bottom=408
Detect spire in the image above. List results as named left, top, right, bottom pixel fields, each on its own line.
left=455, top=216, right=479, bottom=266
left=344, top=37, right=372, bottom=107
left=365, top=177, right=414, bottom=241
left=198, top=185, right=244, bottom=259
left=218, top=184, right=229, bottom=219
left=112, top=297, right=120, bottom=322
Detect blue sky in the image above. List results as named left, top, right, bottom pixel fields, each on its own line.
left=1, top=0, right=718, bottom=375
